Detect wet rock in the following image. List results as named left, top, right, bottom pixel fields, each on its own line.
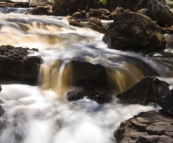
left=70, top=60, right=109, bottom=88
left=103, top=8, right=166, bottom=54
left=30, top=6, right=52, bottom=15
left=0, top=45, right=42, bottom=85
left=116, top=76, right=173, bottom=116
left=66, top=60, right=112, bottom=103
left=106, top=0, right=173, bottom=27
left=69, top=17, right=106, bottom=34
left=67, top=87, right=112, bottom=104
left=114, top=111, right=173, bottom=143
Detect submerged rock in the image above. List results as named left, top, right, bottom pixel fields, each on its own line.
left=103, top=8, right=166, bottom=54
left=0, top=45, right=42, bottom=85
left=114, top=111, right=173, bottom=143
left=116, top=76, right=173, bottom=116
left=67, top=87, right=112, bottom=104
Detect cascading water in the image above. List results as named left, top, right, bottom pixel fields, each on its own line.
left=0, top=8, right=173, bottom=143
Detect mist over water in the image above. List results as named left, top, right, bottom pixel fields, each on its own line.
left=0, top=10, right=173, bottom=143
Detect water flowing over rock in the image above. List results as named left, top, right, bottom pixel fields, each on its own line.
left=116, top=76, right=173, bottom=116
left=0, top=45, right=42, bottom=85
left=103, top=7, right=166, bottom=54
left=114, top=111, right=173, bottom=143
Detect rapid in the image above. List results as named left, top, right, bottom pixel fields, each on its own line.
left=0, top=6, right=173, bottom=143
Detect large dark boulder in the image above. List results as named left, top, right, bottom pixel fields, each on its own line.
left=116, top=76, right=173, bottom=116
left=66, top=60, right=112, bottom=103
left=115, top=111, right=173, bottom=143
left=0, top=45, right=42, bottom=85
left=106, top=0, right=173, bottom=27
left=103, top=8, right=166, bottom=54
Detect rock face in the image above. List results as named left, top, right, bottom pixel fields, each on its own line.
left=116, top=76, right=173, bottom=116
left=0, top=45, right=42, bottom=85
left=103, top=8, right=166, bottom=54
left=115, top=111, right=173, bottom=143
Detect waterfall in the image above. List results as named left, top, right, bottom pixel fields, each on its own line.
left=0, top=9, right=172, bottom=143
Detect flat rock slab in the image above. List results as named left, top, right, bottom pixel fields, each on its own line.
left=114, top=111, right=173, bottom=143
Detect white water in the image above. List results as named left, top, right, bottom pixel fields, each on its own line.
left=0, top=11, right=173, bottom=143
left=0, top=84, right=154, bottom=143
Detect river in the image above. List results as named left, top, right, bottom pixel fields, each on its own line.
left=0, top=6, right=173, bottom=143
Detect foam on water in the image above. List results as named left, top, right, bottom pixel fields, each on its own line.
left=0, top=84, right=154, bottom=143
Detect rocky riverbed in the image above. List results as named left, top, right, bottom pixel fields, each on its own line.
left=0, top=0, right=173, bottom=143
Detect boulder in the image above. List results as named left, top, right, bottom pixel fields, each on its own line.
left=114, top=111, right=173, bottom=143
left=116, top=76, right=173, bottom=116
left=103, top=8, right=166, bottom=54
left=66, top=60, right=112, bottom=103
left=0, top=45, right=42, bottom=85
left=106, top=0, right=173, bottom=27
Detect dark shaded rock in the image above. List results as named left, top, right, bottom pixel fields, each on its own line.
left=30, top=6, right=52, bottom=15
left=0, top=45, right=42, bottom=85
left=0, top=105, right=4, bottom=116
left=88, top=8, right=111, bottom=20
left=52, top=0, right=107, bottom=16
left=67, top=87, right=112, bottom=104
left=70, top=60, right=109, bottom=88
left=116, top=76, right=173, bottom=116
left=14, top=2, right=29, bottom=8
left=103, top=8, right=166, bottom=54
left=0, top=85, right=1, bottom=92
left=66, top=60, right=112, bottom=103
left=69, top=17, right=106, bottom=34
left=107, top=0, right=173, bottom=27
left=114, top=111, right=173, bottom=143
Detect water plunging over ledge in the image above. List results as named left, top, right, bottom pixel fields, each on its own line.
left=0, top=10, right=173, bottom=143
